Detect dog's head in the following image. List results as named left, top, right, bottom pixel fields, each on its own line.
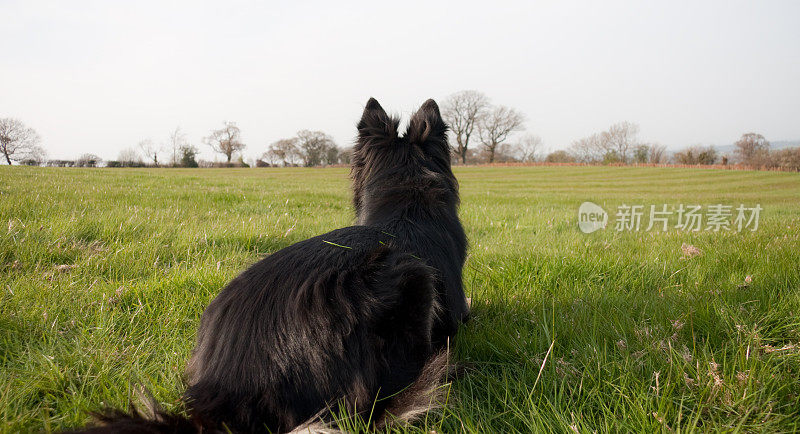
left=351, top=98, right=458, bottom=224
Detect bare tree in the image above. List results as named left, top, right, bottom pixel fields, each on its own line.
left=296, top=130, right=338, bottom=166
left=118, top=148, right=142, bottom=166
left=139, top=139, right=161, bottom=167
left=167, top=127, right=187, bottom=165
left=770, top=147, right=800, bottom=171
left=337, top=147, right=353, bottom=165
left=648, top=143, right=668, bottom=164
left=20, top=146, right=47, bottom=166
left=485, top=143, right=519, bottom=163
left=478, top=106, right=525, bottom=163
left=0, top=118, right=42, bottom=165
left=568, top=121, right=641, bottom=164
left=260, top=150, right=279, bottom=166
left=76, top=153, right=102, bottom=167
left=601, top=121, right=639, bottom=164
left=734, top=132, right=770, bottom=167
left=673, top=148, right=693, bottom=165
left=205, top=122, right=245, bottom=163
left=265, top=138, right=302, bottom=166
left=442, top=90, right=490, bottom=164
left=568, top=133, right=605, bottom=163
left=515, top=134, right=543, bottom=162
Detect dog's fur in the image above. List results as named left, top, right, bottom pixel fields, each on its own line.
left=66, top=98, right=468, bottom=433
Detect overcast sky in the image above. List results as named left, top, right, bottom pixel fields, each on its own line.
left=2, top=0, right=799, bottom=161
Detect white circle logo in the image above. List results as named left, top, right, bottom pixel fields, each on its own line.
left=578, top=202, right=608, bottom=233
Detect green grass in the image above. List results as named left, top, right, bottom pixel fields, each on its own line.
left=1, top=166, right=799, bottom=433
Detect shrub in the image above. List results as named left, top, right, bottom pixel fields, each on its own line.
left=769, top=147, right=800, bottom=171
left=45, top=160, right=75, bottom=167
left=545, top=150, right=576, bottom=163
left=673, top=145, right=717, bottom=165
left=180, top=145, right=199, bottom=168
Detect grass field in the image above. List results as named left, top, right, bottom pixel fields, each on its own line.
left=1, top=165, right=799, bottom=433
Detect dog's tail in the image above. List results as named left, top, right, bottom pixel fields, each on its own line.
left=65, top=352, right=450, bottom=434
left=376, top=349, right=451, bottom=429
left=290, top=350, right=452, bottom=434
left=61, top=388, right=217, bottom=434
left=62, top=409, right=210, bottom=434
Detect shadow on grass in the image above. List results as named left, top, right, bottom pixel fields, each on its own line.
left=447, top=276, right=800, bottom=432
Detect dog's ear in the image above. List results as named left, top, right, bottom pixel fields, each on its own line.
left=357, top=98, right=398, bottom=145
left=406, top=99, right=448, bottom=146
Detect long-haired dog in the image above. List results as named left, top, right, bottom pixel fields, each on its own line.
left=67, top=98, right=469, bottom=433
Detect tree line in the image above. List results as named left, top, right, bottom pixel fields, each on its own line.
left=3, top=94, right=799, bottom=170
left=3, top=121, right=251, bottom=168
left=1, top=119, right=349, bottom=169
left=257, top=130, right=347, bottom=167
left=554, top=128, right=799, bottom=170
left=440, top=91, right=800, bottom=170
left=134, top=122, right=247, bottom=168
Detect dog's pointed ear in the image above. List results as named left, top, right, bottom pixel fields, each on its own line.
left=363, top=97, right=385, bottom=116
left=357, top=98, right=398, bottom=145
left=407, top=99, right=448, bottom=145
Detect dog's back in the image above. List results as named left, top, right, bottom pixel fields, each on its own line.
left=185, top=227, right=440, bottom=431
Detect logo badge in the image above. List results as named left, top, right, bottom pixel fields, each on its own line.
left=578, top=202, right=608, bottom=233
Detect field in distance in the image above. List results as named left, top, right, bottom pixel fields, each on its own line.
left=1, top=166, right=799, bottom=432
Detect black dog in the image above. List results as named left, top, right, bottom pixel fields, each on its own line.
left=69, top=98, right=468, bottom=433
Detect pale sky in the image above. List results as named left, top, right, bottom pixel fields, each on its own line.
left=2, top=0, right=799, bottom=161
